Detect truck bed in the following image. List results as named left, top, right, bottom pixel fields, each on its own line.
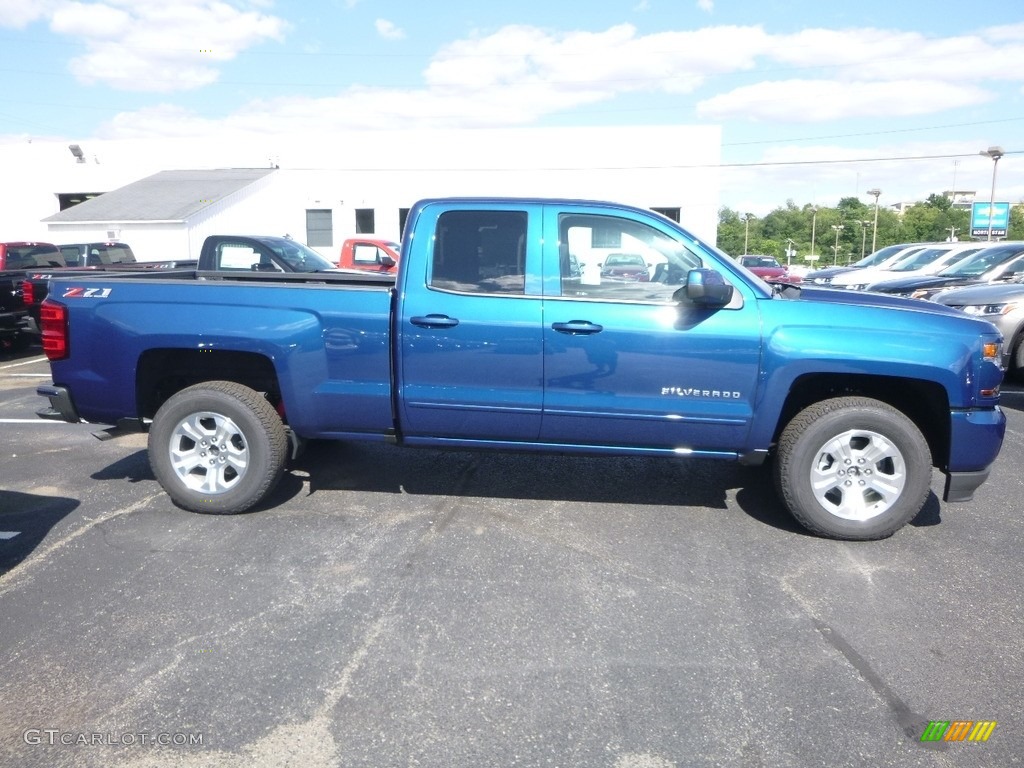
left=46, top=269, right=398, bottom=436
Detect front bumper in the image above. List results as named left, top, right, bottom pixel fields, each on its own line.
left=944, top=468, right=992, bottom=503
left=942, top=407, right=1006, bottom=502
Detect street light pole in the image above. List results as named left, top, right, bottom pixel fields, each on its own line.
left=979, top=146, right=1004, bottom=242
left=867, top=188, right=881, bottom=253
left=742, top=214, right=753, bottom=255
left=831, top=224, right=844, bottom=266
left=859, top=220, right=870, bottom=260
left=810, top=206, right=818, bottom=262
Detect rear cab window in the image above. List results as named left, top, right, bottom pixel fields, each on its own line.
left=429, top=210, right=529, bottom=295
left=5, top=244, right=65, bottom=269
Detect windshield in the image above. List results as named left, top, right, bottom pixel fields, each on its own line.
left=937, top=245, right=1024, bottom=277
left=889, top=247, right=953, bottom=272
left=741, top=256, right=780, bottom=268
left=854, top=243, right=913, bottom=268
left=266, top=238, right=337, bottom=272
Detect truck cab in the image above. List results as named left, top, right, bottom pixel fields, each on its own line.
left=199, top=235, right=340, bottom=273
left=338, top=238, right=401, bottom=273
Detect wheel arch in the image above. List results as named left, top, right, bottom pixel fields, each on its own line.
left=774, top=373, right=950, bottom=468
left=137, top=348, right=282, bottom=421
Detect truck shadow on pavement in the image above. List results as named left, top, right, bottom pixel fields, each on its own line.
left=284, top=440, right=852, bottom=536
left=0, top=490, right=79, bottom=575
left=90, top=450, right=156, bottom=483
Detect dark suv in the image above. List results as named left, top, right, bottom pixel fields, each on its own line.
left=0, top=243, right=62, bottom=351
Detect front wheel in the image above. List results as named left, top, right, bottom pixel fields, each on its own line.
left=774, top=397, right=932, bottom=540
left=149, top=381, right=288, bottom=514
left=1010, top=333, right=1024, bottom=382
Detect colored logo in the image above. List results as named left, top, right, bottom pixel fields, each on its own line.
left=970, top=201, right=1010, bottom=237
left=920, top=720, right=997, bottom=742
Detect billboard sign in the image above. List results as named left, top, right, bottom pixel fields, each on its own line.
left=971, top=201, right=1010, bottom=238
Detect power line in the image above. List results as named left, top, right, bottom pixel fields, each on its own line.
left=278, top=149, right=1022, bottom=173
left=722, top=117, right=1024, bottom=147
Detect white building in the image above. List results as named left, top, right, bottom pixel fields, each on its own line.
left=1, top=125, right=722, bottom=262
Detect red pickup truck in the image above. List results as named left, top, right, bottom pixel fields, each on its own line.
left=338, top=238, right=401, bottom=273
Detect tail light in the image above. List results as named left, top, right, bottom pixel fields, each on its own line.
left=40, top=299, right=69, bottom=361
left=21, top=280, right=34, bottom=307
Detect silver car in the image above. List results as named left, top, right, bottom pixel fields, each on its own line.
left=933, top=279, right=1024, bottom=379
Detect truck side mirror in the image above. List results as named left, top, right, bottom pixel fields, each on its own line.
left=380, top=254, right=397, bottom=268
left=676, top=268, right=734, bottom=307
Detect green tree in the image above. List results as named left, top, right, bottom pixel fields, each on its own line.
left=1008, top=203, right=1024, bottom=240
left=899, top=194, right=970, bottom=243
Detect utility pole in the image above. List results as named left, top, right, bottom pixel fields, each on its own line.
left=867, top=188, right=882, bottom=253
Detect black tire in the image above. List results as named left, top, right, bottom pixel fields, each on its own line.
left=10, top=331, right=32, bottom=352
left=148, top=381, right=288, bottom=514
left=1010, top=333, right=1024, bottom=382
left=774, top=397, right=932, bottom=540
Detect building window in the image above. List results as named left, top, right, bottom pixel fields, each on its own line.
left=57, top=192, right=102, bottom=211
left=398, top=208, right=410, bottom=239
left=306, top=209, right=333, bottom=247
left=355, top=208, right=375, bottom=234
left=651, top=207, right=680, bottom=223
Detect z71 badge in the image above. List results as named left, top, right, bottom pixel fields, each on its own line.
left=62, top=287, right=112, bottom=298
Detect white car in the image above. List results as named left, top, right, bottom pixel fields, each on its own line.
left=829, top=243, right=988, bottom=290
left=805, top=242, right=931, bottom=285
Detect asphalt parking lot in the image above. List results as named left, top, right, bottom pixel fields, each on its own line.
left=1, top=346, right=1023, bottom=768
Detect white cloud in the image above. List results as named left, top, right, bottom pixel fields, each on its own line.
left=697, top=79, right=994, bottom=122
left=0, top=0, right=59, bottom=28
left=375, top=18, right=405, bottom=40
left=424, top=24, right=767, bottom=99
left=698, top=0, right=714, bottom=12
left=39, top=0, right=287, bottom=92
left=87, top=20, right=1023, bottom=141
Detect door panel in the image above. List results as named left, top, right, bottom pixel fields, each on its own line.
left=540, top=208, right=761, bottom=450
left=398, top=206, right=544, bottom=440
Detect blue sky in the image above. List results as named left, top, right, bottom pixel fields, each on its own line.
left=1, top=0, right=1022, bottom=214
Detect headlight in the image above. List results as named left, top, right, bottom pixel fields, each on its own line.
left=961, top=302, right=1019, bottom=316
left=845, top=284, right=868, bottom=291
left=811, top=277, right=831, bottom=284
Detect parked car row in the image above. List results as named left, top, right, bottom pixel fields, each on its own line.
left=806, top=240, right=1024, bottom=380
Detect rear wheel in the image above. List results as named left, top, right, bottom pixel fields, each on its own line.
left=149, top=381, right=287, bottom=514
left=774, top=397, right=932, bottom=540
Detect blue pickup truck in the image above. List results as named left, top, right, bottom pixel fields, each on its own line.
left=36, top=198, right=1006, bottom=540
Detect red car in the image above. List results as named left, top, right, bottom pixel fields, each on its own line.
left=600, top=253, right=650, bottom=281
left=739, top=255, right=801, bottom=284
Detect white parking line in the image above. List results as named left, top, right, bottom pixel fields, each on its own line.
left=0, top=532, right=20, bottom=540
left=0, top=419, right=65, bottom=424
left=0, top=356, right=46, bottom=370
left=5, top=373, right=51, bottom=378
